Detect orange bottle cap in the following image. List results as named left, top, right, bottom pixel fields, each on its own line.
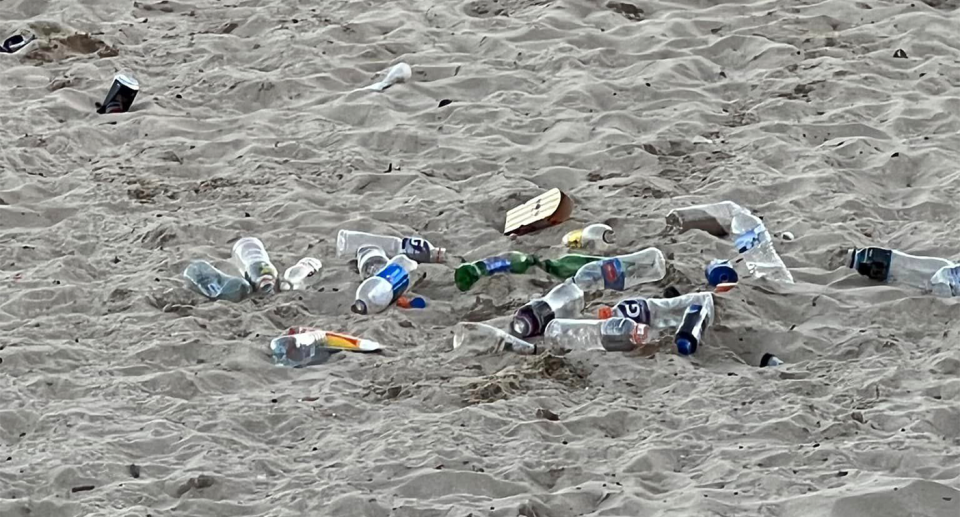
left=597, top=306, right=613, bottom=319
left=715, top=282, right=737, bottom=293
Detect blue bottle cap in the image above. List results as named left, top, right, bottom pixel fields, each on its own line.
left=676, top=337, right=697, bottom=356
left=705, top=260, right=738, bottom=287
left=407, top=296, right=427, bottom=309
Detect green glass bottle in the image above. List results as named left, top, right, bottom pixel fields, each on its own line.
left=455, top=252, right=539, bottom=292
left=539, top=254, right=604, bottom=279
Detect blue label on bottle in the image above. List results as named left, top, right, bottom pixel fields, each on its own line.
left=734, top=224, right=767, bottom=253
left=402, top=237, right=431, bottom=263
left=483, top=256, right=512, bottom=274
left=376, top=263, right=410, bottom=303
left=614, top=298, right=651, bottom=324
left=600, top=258, right=626, bottom=290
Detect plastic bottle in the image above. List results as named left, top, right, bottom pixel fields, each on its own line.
left=733, top=220, right=794, bottom=284
left=573, top=247, right=666, bottom=291
left=511, top=280, right=585, bottom=338
left=182, top=260, right=252, bottom=302
left=675, top=302, right=712, bottom=355
left=760, top=353, right=783, bottom=367
left=931, top=264, right=960, bottom=297
left=848, top=247, right=954, bottom=291
left=352, top=255, right=422, bottom=315
left=357, top=245, right=390, bottom=279
left=544, top=317, right=650, bottom=352
left=453, top=322, right=537, bottom=355
left=271, top=329, right=383, bottom=367
left=280, top=257, right=322, bottom=291
left=455, top=252, right=539, bottom=292
left=538, top=254, right=604, bottom=279
left=597, top=292, right=714, bottom=330
left=562, top=224, right=616, bottom=252
left=336, top=230, right=445, bottom=263
left=231, top=237, right=279, bottom=293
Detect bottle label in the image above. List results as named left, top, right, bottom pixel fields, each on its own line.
left=614, top=298, right=651, bottom=324
left=600, top=258, right=626, bottom=290
left=376, top=263, right=410, bottom=303
left=563, top=229, right=584, bottom=248
left=482, top=256, right=512, bottom=274
left=324, top=332, right=363, bottom=350
left=402, top=237, right=432, bottom=263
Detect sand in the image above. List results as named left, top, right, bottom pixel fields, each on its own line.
left=2, top=0, right=959, bottom=515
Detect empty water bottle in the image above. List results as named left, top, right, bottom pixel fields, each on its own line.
left=573, top=247, right=666, bottom=291
left=511, top=280, right=585, bottom=338
left=562, top=224, right=616, bottom=252
left=232, top=237, right=279, bottom=293
left=352, top=255, right=423, bottom=315
left=597, top=292, right=714, bottom=330
left=183, top=260, right=252, bottom=302
left=931, top=264, right=960, bottom=297
left=280, top=257, right=322, bottom=291
left=538, top=254, right=603, bottom=279
left=337, top=230, right=445, bottom=263
left=544, top=318, right=650, bottom=352
left=848, top=247, right=954, bottom=291
left=357, top=245, right=390, bottom=279
left=453, top=322, right=537, bottom=355
left=455, top=251, right=539, bottom=292
left=733, top=219, right=794, bottom=284
left=675, top=302, right=712, bottom=355
left=271, top=329, right=383, bottom=367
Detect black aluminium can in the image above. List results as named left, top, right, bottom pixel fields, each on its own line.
left=97, top=74, right=140, bottom=114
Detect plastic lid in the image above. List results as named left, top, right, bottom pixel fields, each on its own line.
left=597, top=306, right=613, bottom=320
left=705, top=261, right=738, bottom=287
left=676, top=337, right=697, bottom=356
left=351, top=300, right=368, bottom=315
left=258, top=277, right=276, bottom=294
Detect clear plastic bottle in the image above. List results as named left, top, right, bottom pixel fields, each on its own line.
left=572, top=247, right=666, bottom=291
left=183, top=260, right=252, bottom=302
left=352, top=255, right=423, bottom=315
left=675, top=302, right=712, bottom=355
left=357, top=245, right=390, bottom=279
left=336, top=230, right=445, bottom=263
left=562, top=224, right=616, bottom=252
left=848, top=247, right=954, bottom=291
left=597, top=292, right=714, bottom=330
left=544, top=317, right=650, bottom=352
left=931, top=264, right=960, bottom=297
left=231, top=237, right=279, bottom=293
left=280, top=257, right=322, bottom=291
left=270, top=329, right=382, bottom=367
left=511, top=280, right=585, bottom=338
left=733, top=218, right=794, bottom=284
left=453, top=322, right=537, bottom=355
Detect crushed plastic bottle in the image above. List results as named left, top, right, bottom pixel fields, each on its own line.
left=183, top=260, right=252, bottom=302
left=544, top=318, right=650, bottom=352
left=455, top=252, right=539, bottom=292
left=931, top=264, right=960, bottom=297
left=336, top=230, right=445, bottom=263
left=357, top=245, right=389, bottom=279
left=453, top=322, right=537, bottom=355
left=675, top=302, right=712, bottom=355
left=280, top=257, right=322, bottom=291
left=848, top=247, right=954, bottom=291
left=667, top=201, right=793, bottom=284
left=511, top=280, right=585, bottom=338
left=271, top=329, right=383, bottom=367
left=597, top=292, right=714, bottom=330
left=232, top=237, right=279, bottom=293
left=538, top=254, right=603, bottom=279
left=562, top=224, right=616, bottom=252
left=573, top=248, right=666, bottom=291
left=352, top=255, right=423, bottom=315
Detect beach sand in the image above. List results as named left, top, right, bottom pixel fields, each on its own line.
left=1, top=0, right=959, bottom=515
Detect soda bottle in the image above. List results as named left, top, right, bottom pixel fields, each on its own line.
left=562, top=224, right=615, bottom=252
left=280, top=257, right=322, bottom=291
left=231, top=237, right=279, bottom=293
left=336, top=230, right=445, bottom=263
left=182, top=260, right=252, bottom=302
left=538, top=254, right=603, bottom=279
left=848, top=247, right=954, bottom=291
left=453, top=322, right=537, bottom=355
left=352, top=255, right=423, bottom=315
left=270, top=329, right=382, bottom=367
left=597, top=292, right=714, bottom=330
left=454, top=252, right=539, bottom=292
left=543, top=317, right=650, bottom=352
left=675, top=302, right=712, bottom=355
left=573, top=248, right=666, bottom=291
left=511, top=280, right=585, bottom=338
left=357, top=245, right=389, bottom=279
left=931, top=264, right=960, bottom=297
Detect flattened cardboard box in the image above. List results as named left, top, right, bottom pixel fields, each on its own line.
left=504, top=188, right=574, bottom=235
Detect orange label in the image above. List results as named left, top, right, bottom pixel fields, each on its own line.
left=324, top=332, right=363, bottom=350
